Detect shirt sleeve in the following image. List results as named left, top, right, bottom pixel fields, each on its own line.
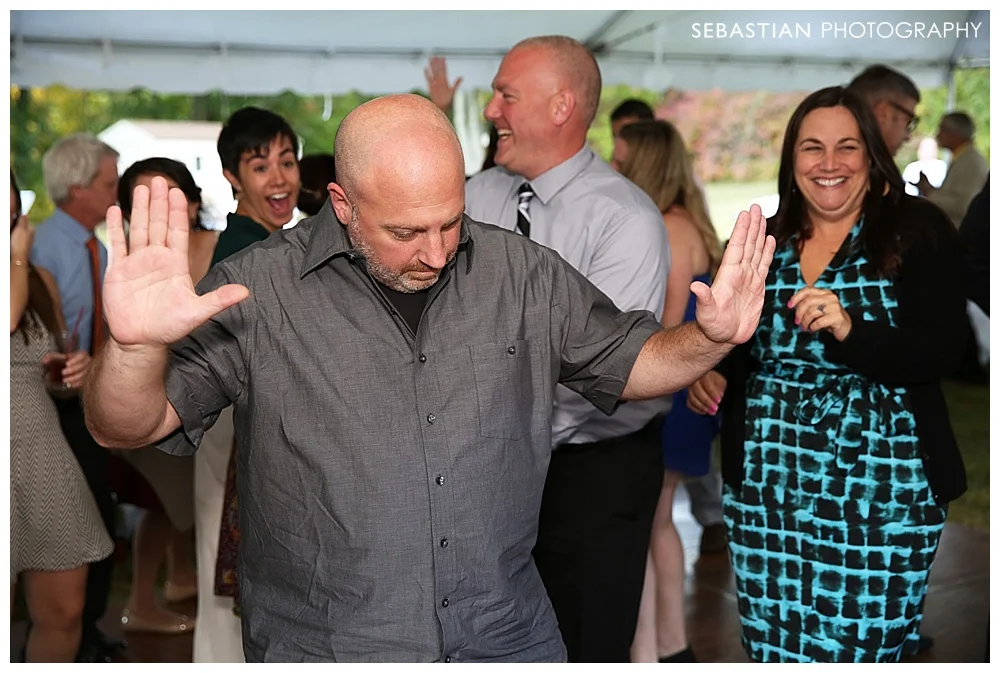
left=586, top=206, right=670, bottom=318
left=547, top=250, right=662, bottom=415
left=155, top=262, right=250, bottom=456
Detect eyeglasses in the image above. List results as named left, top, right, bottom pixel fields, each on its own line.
left=887, top=101, right=920, bottom=133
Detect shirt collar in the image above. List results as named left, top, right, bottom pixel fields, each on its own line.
left=520, top=146, right=594, bottom=205
left=300, top=200, right=475, bottom=279
left=51, top=208, right=96, bottom=244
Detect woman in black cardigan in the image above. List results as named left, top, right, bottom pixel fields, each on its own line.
left=685, top=86, right=968, bottom=663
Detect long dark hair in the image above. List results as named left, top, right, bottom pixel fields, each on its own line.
left=118, top=157, right=207, bottom=231
left=11, top=170, right=61, bottom=342
left=772, top=86, right=907, bottom=276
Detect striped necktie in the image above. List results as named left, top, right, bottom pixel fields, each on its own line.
left=516, top=183, right=535, bottom=238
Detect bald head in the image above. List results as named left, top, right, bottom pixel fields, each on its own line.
left=327, top=94, right=467, bottom=294
left=510, top=36, right=602, bottom=127
left=334, top=94, right=465, bottom=203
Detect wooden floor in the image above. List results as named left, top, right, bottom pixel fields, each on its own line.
left=10, top=490, right=991, bottom=663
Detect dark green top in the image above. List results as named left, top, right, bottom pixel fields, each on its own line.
left=211, top=213, right=271, bottom=268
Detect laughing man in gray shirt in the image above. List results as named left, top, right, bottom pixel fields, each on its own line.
left=464, top=36, right=672, bottom=662
left=85, top=94, right=774, bottom=663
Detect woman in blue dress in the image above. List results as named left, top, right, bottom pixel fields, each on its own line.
left=686, top=86, right=968, bottom=662
left=612, top=119, right=723, bottom=663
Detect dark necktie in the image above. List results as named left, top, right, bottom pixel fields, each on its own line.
left=516, top=183, right=535, bottom=238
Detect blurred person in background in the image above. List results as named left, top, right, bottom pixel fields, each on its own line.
left=192, top=106, right=302, bottom=663
left=297, top=153, right=337, bottom=216
left=914, top=112, right=989, bottom=228
left=113, top=157, right=212, bottom=635
left=613, top=120, right=724, bottom=663
left=11, top=169, right=115, bottom=662
left=28, top=133, right=124, bottom=663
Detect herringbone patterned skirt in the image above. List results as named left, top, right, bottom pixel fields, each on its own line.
left=10, top=323, right=113, bottom=582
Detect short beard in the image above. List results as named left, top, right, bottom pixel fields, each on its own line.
left=346, top=208, right=445, bottom=294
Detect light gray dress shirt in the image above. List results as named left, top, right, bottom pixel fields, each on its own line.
left=466, top=146, right=672, bottom=445
left=154, top=204, right=662, bottom=662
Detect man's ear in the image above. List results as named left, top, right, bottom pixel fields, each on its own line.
left=872, top=100, right=893, bottom=126
left=551, top=90, right=576, bottom=127
left=328, top=182, right=353, bottom=224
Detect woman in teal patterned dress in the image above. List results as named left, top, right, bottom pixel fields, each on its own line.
left=685, top=87, right=969, bottom=662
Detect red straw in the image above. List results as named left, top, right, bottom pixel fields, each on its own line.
left=70, top=305, right=86, bottom=343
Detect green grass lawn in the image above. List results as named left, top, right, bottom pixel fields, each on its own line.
left=941, top=379, right=990, bottom=531
left=704, top=179, right=777, bottom=240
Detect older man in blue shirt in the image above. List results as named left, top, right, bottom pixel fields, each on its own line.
left=28, top=132, right=122, bottom=663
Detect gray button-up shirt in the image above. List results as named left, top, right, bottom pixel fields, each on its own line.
left=466, top=147, right=671, bottom=445
left=155, top=204, right=661, bottom=662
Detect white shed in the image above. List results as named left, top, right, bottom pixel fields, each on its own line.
left=98, top=119, right=234, bottom=230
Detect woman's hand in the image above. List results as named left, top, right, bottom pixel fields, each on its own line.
left=60, top=350, right=92, bottom=389
left=687, top=371, right=728, bottom=415
left=788, top=287, right=853, bottom=342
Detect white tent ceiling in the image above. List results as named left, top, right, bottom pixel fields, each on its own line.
left=10, top=10, right=990, bottom=96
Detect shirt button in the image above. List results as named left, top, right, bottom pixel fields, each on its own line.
left=418, top=354, right=427, bottom=363
left=507, top=345, right=516, bottom=355
left=441, top=597, right=450, bottom=608
left=445, top=656, right=452, bottom=663
left=440, top=538, right=449, bottom=548
left=427, top=413, right=436, bottom=424
left=436, top=475, right=445, bottom=485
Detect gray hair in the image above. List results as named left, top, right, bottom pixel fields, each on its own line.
left=42, top=133, right=119, bottom=205
left=941, top=112, right=975, bottom=140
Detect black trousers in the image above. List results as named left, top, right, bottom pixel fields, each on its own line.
left=51, top=396, right=117, bottom=637
left=532, top=417, right=664, bottom=663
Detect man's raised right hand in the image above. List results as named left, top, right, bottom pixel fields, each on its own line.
left=103, top=176, right=249, bottom=348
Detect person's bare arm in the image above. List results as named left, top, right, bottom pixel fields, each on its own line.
left=620, top=322, right=731, bottom=400
left=85, top=341, right=181, bottom=448
left=621, top=205, right=774, bottom=401
left=10, top=216, right=33, bottom=332
left=661, top=214, right=697, bottom=329
left=83, top=177, right=248, bottom=449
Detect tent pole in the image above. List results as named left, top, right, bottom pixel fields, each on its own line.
left=945, top=65, right=957, bottom=113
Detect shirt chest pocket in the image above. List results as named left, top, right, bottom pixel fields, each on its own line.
left=469, top=339, right=537, bottom=441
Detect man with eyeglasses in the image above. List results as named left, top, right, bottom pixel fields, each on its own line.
left=846, top=64, right=921, bottom=156
left=846, top=63, right=942, bottom=659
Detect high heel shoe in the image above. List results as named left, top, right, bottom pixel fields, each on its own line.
left=162, top=580, right=199, bottom=603
left=120, top=609, right=196, bottom=635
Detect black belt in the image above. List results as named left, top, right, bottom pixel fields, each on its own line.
left=554, top=415, right=663, bottom=455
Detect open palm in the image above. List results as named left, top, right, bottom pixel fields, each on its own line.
left=104, top=177, right=249, bottom=347
left=692, top=204, right=775, bottom=345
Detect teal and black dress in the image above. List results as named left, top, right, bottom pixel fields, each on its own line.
left=722, top=218, right=947, bottom=662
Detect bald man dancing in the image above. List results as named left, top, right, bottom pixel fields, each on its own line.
left=84, top=94, right=774, bottom=662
